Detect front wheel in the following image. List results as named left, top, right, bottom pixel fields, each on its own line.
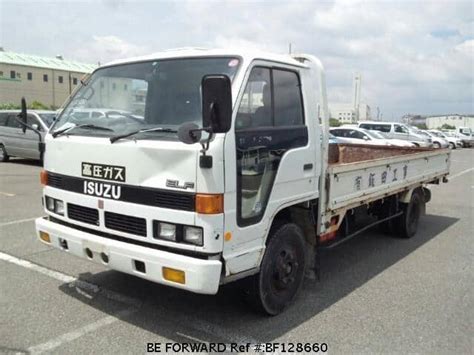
left=0, top=145, right=9, bottom=162
left=449, top=142, right=455, bottom=149
left=433, top=142, right=441, bottom=149
left=247, top=223, right=307, bottom=315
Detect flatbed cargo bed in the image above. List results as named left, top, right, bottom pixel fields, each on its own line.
left=326, top=144, right=450, bottom=213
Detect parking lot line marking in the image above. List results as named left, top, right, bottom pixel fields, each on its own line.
left=0, top=251, right=140, bottom=307
left=449, top=167, right=474, bottom=181
left=0, top=251, right=75, bottom=283
left=0, top=191, right=15, bottom=197
left=0, top=216, right=41, bottom=227
left=27, top=309, right=136, bottom=355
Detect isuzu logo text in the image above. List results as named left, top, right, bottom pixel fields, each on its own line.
left=83, top=181, right=121, bottom=200
left=82, top=162, right=126, bottom=182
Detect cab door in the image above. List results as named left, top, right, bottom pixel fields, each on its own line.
left=223, top=63, right=316, bottom=275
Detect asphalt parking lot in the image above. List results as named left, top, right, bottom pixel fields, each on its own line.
left=0, top=149, right=473, bottom=354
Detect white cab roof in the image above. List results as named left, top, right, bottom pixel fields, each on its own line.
left=101, top=47, right=308, bottom=69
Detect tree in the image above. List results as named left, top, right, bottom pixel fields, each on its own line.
left=29, top=101, right=49, bottom=110
left=0, top=103, right=21, bottom=110
left=441, top=124, right=455, bottom=130
left=329, top=118, right=341, bottom=127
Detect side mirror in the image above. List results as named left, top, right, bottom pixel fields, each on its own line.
left=363, top=135, right=369, bottom=141
left=19, top=97, right=27, bottom=133
left=32, top=123, right=39, bottom=131
left=202, top=75, right=232, bottom=133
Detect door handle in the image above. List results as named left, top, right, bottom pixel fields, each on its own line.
left=303, top=163, right=313, bottom=171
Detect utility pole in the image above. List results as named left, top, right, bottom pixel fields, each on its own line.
left=288, top=43, right=292, bottom=54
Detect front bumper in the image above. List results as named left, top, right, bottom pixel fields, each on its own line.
left=35, top=217, right=222, bottom=294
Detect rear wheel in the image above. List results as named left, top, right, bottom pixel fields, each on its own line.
left=433, top=142, right=441, bottom=148
left=449, top=142, right=455, bottom=149
left=395, top=190, right=424, bottom=238
left=247, top=223, right=306, bottom=315
left=0, top=145, right=9, bottom=162
left=412, top=142, right=420, bottom=148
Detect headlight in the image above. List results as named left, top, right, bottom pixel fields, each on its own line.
left=45, top=196, right=64, bottom=215
left=183, top=226, right=203, bottom=246
left=45, top=196, right=55, bottom=211
left=55, top=200, right=64, bottom=215
left=155, top=222, right=177, bottom=241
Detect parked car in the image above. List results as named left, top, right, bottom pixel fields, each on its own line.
left=358, top=121, right=432, bottom=147
left=330, top=127, right=415, bottom=147
left=68, top=108, right=143, bottom=122
left=0, top=110, right=56, bottom=161
left=441, top=131, right=468, bottom=148
left=361, top=129, right=416, bottom=147
left=428, top=130, right=462, bottom=149
left=331, top=127, right=389, bottom=146
left=456, top=127, right=474, bottom=147
left=418, top=130, right=449, bottom=148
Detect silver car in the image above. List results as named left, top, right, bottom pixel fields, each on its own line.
left=358, top=121, right=432, bottom=147
left=0, top=110, right=56, bottom=161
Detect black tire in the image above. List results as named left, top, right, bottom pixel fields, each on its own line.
left=433, top=142, right=441, bottom=149
left=449, top=142, right=455, bottom=149
left=412, top=142, right=420, bottom=148
left=395, top=190, right=424, bottom=238
left=247, top=223, right=306, bottom=315
left=0, top=145, right=9, bottom=162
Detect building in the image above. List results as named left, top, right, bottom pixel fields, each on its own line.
left=425, top=114, right=474, bottom=130
left=402, top=114, right=427, bottom=126
left=0, top=49, right=96, bottom=108
left=329, top=102, right=371, bottom=124
left=329, top=73, right=372, bottom=124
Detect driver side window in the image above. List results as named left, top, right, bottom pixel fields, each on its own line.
left=236, top=67, right=271, bottom=129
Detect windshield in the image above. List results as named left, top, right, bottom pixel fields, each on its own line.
left=459, top=128, right=471, bottom=135
left=52, top=57, right=240, bottom=138
left=363, top=129, right=384, bottom=139
left=416, top=130, right=430, bottom=137
left=428, top=131, right=443, bottom=138
left=38, top=113, right=56, bottom=127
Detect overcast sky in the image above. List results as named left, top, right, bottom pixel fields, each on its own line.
left=1, top=0, right=472, bottom=118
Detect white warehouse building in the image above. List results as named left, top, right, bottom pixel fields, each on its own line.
left=426, top=115, right=474, bottom=130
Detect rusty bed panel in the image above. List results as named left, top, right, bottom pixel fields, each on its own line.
left=328, top=144, right=432, bottom=165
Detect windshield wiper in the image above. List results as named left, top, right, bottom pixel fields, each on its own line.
left=52, top=124, right=114, bottom=138
left=110, top=127, right=177, bottom=143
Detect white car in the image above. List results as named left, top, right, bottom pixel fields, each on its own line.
left=419, top=130, right=449, bottom=148
left=431, top=130, right=463, bottom=149
left=358, top=121, right=431, bottom=147
left=368, top=130, right=416, bottom=147
left=330, top=127, right=415, bottom=147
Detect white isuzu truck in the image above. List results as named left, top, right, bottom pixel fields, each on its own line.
left=26, top=49, right=450, bottom=315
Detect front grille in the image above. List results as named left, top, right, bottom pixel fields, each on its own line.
left=67, top=203, right=99, bottom=225
left=155, top=193, right=195, bottom=211
left=48, top=174, right=63, bottom=188
left=104, top=211, right=147, bottom=237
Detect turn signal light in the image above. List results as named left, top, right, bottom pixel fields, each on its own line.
left=162, top=267, right=186, bottom=284
left=195, top=194, right=223, bottom=214
left=40, top=170, right=48, bottom=186
left=39, top=231, right=51, bottom=243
